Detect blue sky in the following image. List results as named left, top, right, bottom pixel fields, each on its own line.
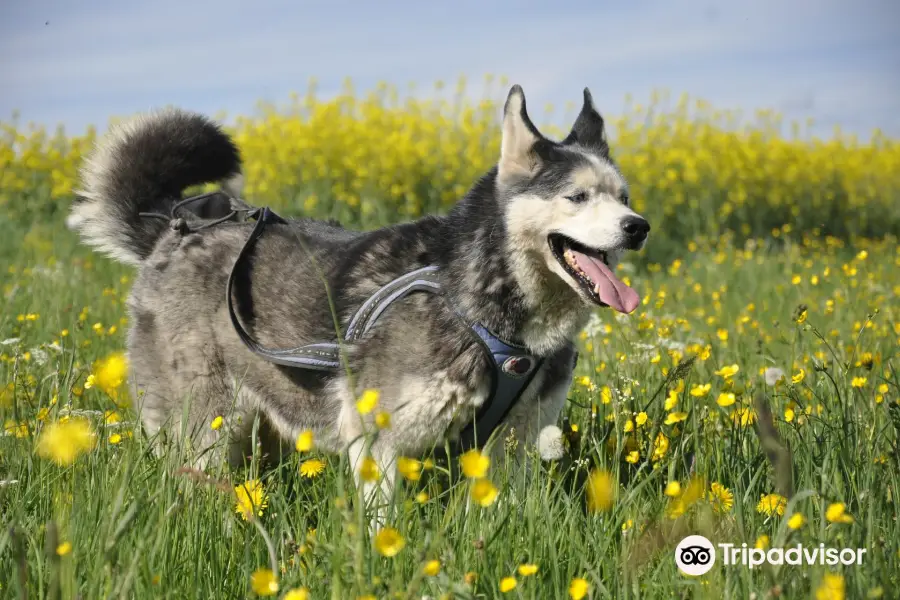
left=2, top=0, right=898, bottom=138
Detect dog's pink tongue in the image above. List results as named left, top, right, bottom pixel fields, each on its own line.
left=573, top=252, right=641, bottom=314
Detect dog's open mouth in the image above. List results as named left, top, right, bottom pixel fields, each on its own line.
left=548, top=233, right=640, bottom=314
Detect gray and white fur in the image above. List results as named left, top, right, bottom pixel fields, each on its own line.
left=67, top=86, right=650, bottom=511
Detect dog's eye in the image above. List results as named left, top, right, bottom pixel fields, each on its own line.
left=619, top=191, right=630, bottom=205
left=567, top=191, right=588, bottom=204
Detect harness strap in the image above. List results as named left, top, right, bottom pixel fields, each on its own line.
left=225, top=206, right=552, bottom=453
left=226, top=208, right=344, bottom=371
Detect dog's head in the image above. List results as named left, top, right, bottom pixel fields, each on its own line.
left=498, top=85, right=649, bottom=314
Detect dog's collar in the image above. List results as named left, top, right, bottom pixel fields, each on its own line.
left=224, top=206, right=553, bottom=454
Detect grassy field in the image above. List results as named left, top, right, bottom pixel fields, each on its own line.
left=2, top=81, right=899, bottom=599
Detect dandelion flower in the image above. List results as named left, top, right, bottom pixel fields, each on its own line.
left=499, top=577, right=517, bottom=593
left=373, top=526, right=405, bottom=557
left=36, top=419, right=96, bottom=465
left=757, top=493, right=787, bottom=517
left=300, top=458, right=326, bottom=478
left=359, top=456, right=380, bottom=482
left=295, top=430, right=313, bottom=452
left=108, top=433, right=122, bottom=445
left=708, top=482, right=734, bottom=513
left=518, top=563, right=538, bottom=576
left=235, top=479, right=268, bottom=521
left=459, top=449, right=490, bottom=478
left=815, top=573, right=845, bottom=600
left=423, top=559, right=441, bottom=576
left=374, top=411, right=391, bottom=429
left=250, top=567, right=279, bottom=596
left=825, top=502, right=854, bottom=524
left=91, top=351, right=129, bottom=402
left=586, top=469, right=615, bottom=512
left=396, top=456, right=423, bottom=481
left=470, top=478, right=499, bottom=507
left=356, top=388, right=379, bottom=414
left=787, top=513, right=806, bottom=529
left=569, top=577, right=590, bottom=600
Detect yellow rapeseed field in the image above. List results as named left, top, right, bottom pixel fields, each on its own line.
left=2, top=77, right=899, bottom=242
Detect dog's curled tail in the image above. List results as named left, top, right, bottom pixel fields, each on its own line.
left=66, top=108, right=243, bottom=265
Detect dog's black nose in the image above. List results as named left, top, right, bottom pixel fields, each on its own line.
left=621, top=216, right=650, bottom=244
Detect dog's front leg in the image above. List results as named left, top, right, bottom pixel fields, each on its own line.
left=348, top=437, right=397, bottom=530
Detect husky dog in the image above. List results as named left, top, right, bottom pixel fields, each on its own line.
left=67, top=85, right=649, bottom=507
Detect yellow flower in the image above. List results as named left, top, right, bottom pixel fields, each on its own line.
left=708, top=482, right=734, bottom=513
left=795, top=308, right=808, bottom=324
left=825, top=502, right=854, bottom=524
left=295, top=430, right=313, bottom=452
left=600, top=385, right=612, bottom=403
left=716, top=392, right=736, bottom=407
left=283, top=588, right=310, bottom=600
left=84, top=374, right=96, bottom=389
left=470, top=478, right=499, bottom=507
left=397, top=456, right=423, bottom=481
left=300, top=458, right=326, bottom=478
left=625, top=450, right=640, bottom=463
left=415, top=491, right=429, bottom=503
left=356, top=388, right=380, bottom=414
left=666, top=477, right=706, bottom=518
left=792, top=368, right=806, bottom=384
left=36, top=419, right=97, bottom=465
left=423, top=559, right=441, bottom=576
left=714, top=364, right=740, bottom=378
left=664, top=481, right=682, bottom=497
left=373, top=527, right=406, bottom=557
left=517, top=563, right=538, bottom=576
left=757, top=493, right=787, bottom=516
left=664, top=411, right=687, bottom=425
left=815, top=573, right=845, bottom=600
left=717, top=329, right=729, bottom=341
left=464, top=572, right=477, bottom=585
left=459, top=449, right=490, bottom=478
left=784, top=407, right=795, bottom=422
left=569, top=577, right=590, bottom=600
left=234, top=479, right=268, bottom=521
left=731, top=406, right=756, bottom=427
left=108, top=433, right=122, bottom=445
left=499, top=576, right=517, bottom=593
left=664, top=390, right=679, bottom=410
left=787, top=513, right=806, bottom=529
left=56, top=541, right=72, bottom=556
left=90, top=351, right=129, bottom=402
left=375, top=411, right=391, bottom=429
left=635, top=412, right=648, bottom=426
left=250, top=567, right=279, bottom=596
left=651, top=432, right=669, bottom=461
left=851, top=376, right=867, bottom=388
left=359, top=456, right=380, bottom=482
left=586, top=469, right=615, bottom=512
left=210, top=416, right=223, bottom=431
left=755, top=534, right=770, bottom=550
left=689, top=383, right=711, bottom=397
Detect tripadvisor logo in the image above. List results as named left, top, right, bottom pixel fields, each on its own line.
left=675, top=535, right=867, bottom=575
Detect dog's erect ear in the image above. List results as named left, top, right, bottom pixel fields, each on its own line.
left=563, top=88, right=609, bottom=157
left=498, top=85, right=543, bottom=184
